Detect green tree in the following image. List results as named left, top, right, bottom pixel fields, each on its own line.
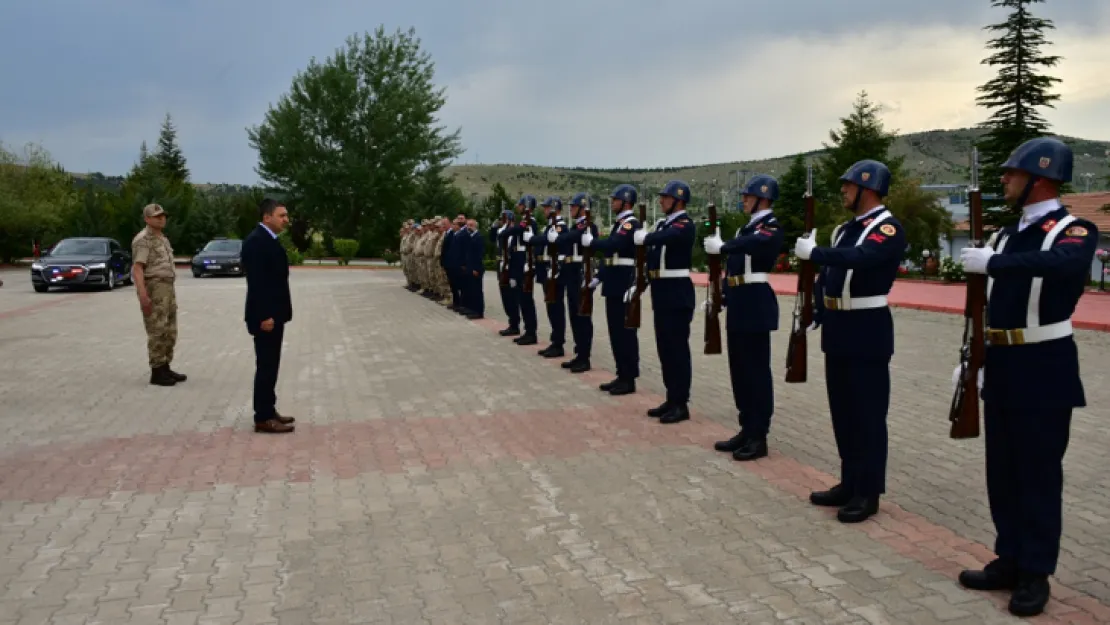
left=0, top=142, right=78, bottom=262
left=885, top=179, right=953, bottom=261
left=247, top=26, right=462, bottom=253
left=155, top=113, right=190, bottom=185
left=820, top=91, right=905, bottom=199
left=975, top=0, right=1062, bottom=226
left=770, top=156, right=840, bottom=248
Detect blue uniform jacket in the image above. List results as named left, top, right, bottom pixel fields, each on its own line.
left=556, top=217, right=599, bottom=287
left=588, top=212, right=641, bottom=298
left=812, top=208, right=906, bottom=361
left=643, top=211, right=696, bottom=310
left=721, top=212, right=783, bottom=333
left=981, top=206, right=1097, bottom=410
left=465, top=229, right=486, bottom=275
left=501, top=217, right=537, bottom=281
left=532, top=219, right=566, bottom=284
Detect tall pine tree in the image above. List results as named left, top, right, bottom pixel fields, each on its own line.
left=975, top=0, right=1062, bottom=226
left=155, top=113, right=190, bottom=185
left=819, top=91, right=905, bottom=199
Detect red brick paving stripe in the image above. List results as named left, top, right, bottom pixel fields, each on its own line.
left=0, top=293, right=91, bottom=320
left=470, top=307, right=1110, bottom=623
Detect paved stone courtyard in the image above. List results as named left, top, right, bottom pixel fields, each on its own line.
left=0, top=267, right=1108, bottom=624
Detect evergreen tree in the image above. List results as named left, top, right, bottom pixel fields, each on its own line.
left=155, top=113, right=190, bottom=185
left=975, top=0, right=1062, bottom=226
left=819, top=91, right=905, bottom=198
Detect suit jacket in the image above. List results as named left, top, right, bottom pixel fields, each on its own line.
left=242, top=224, right=293, bottom=334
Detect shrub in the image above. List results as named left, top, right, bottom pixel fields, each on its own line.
left=939, top=256, right=965, bottom=282
left=307, top=239, right=327, bottom=264
left=287, top=249, right=304, bottom=266
left=382, top=249, right=399, bottom=266
left=333, top=238, right=359, bottom=265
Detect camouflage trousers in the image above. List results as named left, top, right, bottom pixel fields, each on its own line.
left=142, top=279, right=178, bottom=368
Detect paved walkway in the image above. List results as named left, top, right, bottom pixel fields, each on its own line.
left=0, top=269, right=1108, bottom=624
left=691, top=273, right=1110, bottom=332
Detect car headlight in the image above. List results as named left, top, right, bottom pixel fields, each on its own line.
left=87, top=262, right=106, bottom=269
left=31, top=262, right=43, bottom=270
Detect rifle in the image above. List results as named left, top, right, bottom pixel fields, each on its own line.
left=624, top=202, right=647, bottom=329
left=704, top=202, right=723, bottom=355
left=522, top=207, right=536, bottom=294
left=544, top=210, right=559, bottom=303
left=498, top=203, right=511, bottom=287
left=578, top=204, right=594, bottom=316
left=785, top=164, right=816, bottom=383
left=949, top=148, right=984, bottom=439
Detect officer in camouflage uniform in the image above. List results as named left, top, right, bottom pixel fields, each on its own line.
left=400, top=220, right=417, bottom=290
left=131, top=203, right=186, bottom=386
left=433, top=217, right=453, bottom=303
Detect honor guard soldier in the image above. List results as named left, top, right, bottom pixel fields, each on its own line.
left=491, top=209, right=521, bottom=336
left=956, top=138, right=1096, bottom=617
left=793, top=159, right=906, bottom=524
left=535, top=197, right=568, bottom=358
left=503, top=196, right=540, bottom=345
left=580, top=184, right=641, bottom=395
left=703, top=175, right=784, bottom=458
left=634, top=181, right=697, bottom=423
left=551, top=192, right=597, bottom=373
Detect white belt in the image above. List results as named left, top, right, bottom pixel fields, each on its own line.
left=727, top=273, right=769, bottom=286
left=606, top=258, right=635, bottom=267
left=987, top=320, right=1073, bottom=346
left=538, top=255, right=552, bottom=262
left=649, top=269, right=690, bottom=279
left=514, top=245, right=526, bottom=252
left=563, top=255, right=583, bottom=263
left=823, top=295, right=888, bottom=311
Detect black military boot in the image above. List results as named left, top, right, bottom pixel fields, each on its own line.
left=515, top=334, right=537, bottom=346
left=561, top=357, right=579, bottom=369
left=166, top=366, right=187, bottom=382
left=499, top=327, right=521, bottom=337
left=714, top=431, right=745, bottom=452
left=733, top=437, right=767, bottom=461
left=569, top=359, right=590, bottom=373
left=647, top=401, right=672, bottom=418
left=149, top=365, right=176, bottom=387
left=809, top=484, right=852, bottom=507
left=958, top=558, right=1019, bottom=592
left=542, top=345, right=564, bottom=358
left=607, top=379, right=636, bottom=396
left=1009, top=573, right=1050, bottom=617
left=660, top=404, right=690, bottom=424
left=599, top=378, right=620, bottom=391
left=837, top=495, right=880, bottom=523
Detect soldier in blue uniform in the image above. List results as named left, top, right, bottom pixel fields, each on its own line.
left=632, top=181, right=697, bottom=423
left=463, top=218, right=485, bottom=319
left=535, top=197, right=568, bottom=358
left=580, top=184, right=641, bottom=395
left=955, top=138, right=1096, bottom=618
left=703, top=174, right=785, bottom=458
left=793, top=159, right=906, bottom=524
left=551, top=192, right=598, bottom=373
left=491, top=209, right=520, bottom=336
left=502, top=195, right=540, bottom=345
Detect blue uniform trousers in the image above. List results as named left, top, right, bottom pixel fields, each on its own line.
left=985, top=401, right=1072, bottom=575
left=565, top=269, right=592, bottom=359
left=824, top=355, right=889, bottom=497
left=728, top=331, right=773, bottom=437
left=546, top=280, right=567, bottom=346
left=516, top=286, right=537, bottom=334
left=500, top=284, right=519, bottom=329
left=653, top=306, right=693, bottom=404
left=467, top=273, right=484, bottom=316
left=605, top=295, right=638, bottom=380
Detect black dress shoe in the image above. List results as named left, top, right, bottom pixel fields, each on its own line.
left=1009, top=574, right=1050, bottom=617
left=809, top=484, right=852, bottom=507
left=499, top=327, right=521, bottom=336
left=732, top=438, right=767, bottom=461
left=647, top=401, right=672, bottom=418
left=837, top=496, right=879, bottom=523
left=569, top=359, right=590, bottom=373
left=714, top=432, right=745, bottom=452
left=608, top=379, right=636, bottom=396
left=958, top=558, right=1019, bottom=591
left=659, top=404, right=690, bottom=424
left=466, top=313, right=484, bottom=319
left=599, top=378, right=620, bottom=391
left=515, top=334, right=538, bottom=346
left=543, top=346, right=564, bottom=358
left=561, top=357, right=579, bottom=369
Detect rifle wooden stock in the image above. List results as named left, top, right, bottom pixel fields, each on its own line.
left=785, top=171, right=816, bottom=383
left=544, top=217, right=558, bottom=304
left=704, top=203, right=723, bottom=355
left=498, top=216, right=510, bottom=287
left=949, top=154, right=984, bottom=439
left=523, top=208, right=535, bottom=294
left=578, top=206, right=594, bottom=316
left=624, top=202, right=647, bottom=329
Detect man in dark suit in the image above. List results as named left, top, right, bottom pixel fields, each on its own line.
left=242, top=198, right=295, bottom=434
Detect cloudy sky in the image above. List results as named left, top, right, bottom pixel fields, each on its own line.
left=2, top=0, right=1108, bottom=183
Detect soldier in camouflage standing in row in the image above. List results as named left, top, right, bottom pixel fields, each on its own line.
left=402, top=220, right=420, bottom=292
left=131, top=203, right=187, bottom=387
left=433, top=216, right=453, bottom=303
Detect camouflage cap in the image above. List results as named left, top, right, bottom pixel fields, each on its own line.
left=142, top=203, right=166, bottom=218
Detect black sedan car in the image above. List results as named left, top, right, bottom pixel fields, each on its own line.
left=191, top=238, right=244, bottom=277
left=30, top=237, right=132, bottom=292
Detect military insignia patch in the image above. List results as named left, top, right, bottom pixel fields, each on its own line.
left=1042, top=219, right=1057, bottom=233
left=622, top=222, right=632, bottom=230
left=760, top=185, right=768, bottom=193
left=677, top=189, right=684, bottom=196
left=862, top=218, right=873, bottom=227
left=1039, top=157, right=1052, bottom=169
left=861, top=172, right=871, bottom=182
left=879, top=224, right=896, bottom=236
left=1065, top=225, right=1088, bottom=237
left=867, top=234, right=886, bottom=244
left=577, top=223, right=585, bottom=230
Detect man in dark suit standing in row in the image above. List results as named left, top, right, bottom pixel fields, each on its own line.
left=242, top=198, right=295, bottom=434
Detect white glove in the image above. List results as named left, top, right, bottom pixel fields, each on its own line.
left=806, top=322, right=818, bottom=333
left=546, top=229, right=558, bottom=243
left=581, top=231, right=594, bottom=247
left=701, top=299, right=711, bottom=312
left=951, top=364, right=985, bottom=389
left=960, top=247, right=995, bottom=274
left=633, top=230, right=647, bottom=245
left=510, top=279, right=517, bottom=288
left=794, top=229, right=817, bottom=260
left=588, top=277, right=600, bottom=289
left=623, top=286, right=637, bottom=303
left=704, top=234, right=724, bottom=255
left=522, top=231, right=533, bottom=243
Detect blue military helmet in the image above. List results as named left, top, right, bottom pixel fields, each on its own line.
left=569, top=192, right=589, bottom=208
left=840, top=159, right=891, bottom=197
left=610, top=184, right=638, bottom=206
left=500, top=209, right=514, bottom=219
left=516, top=195, right=538, bottom=210
left=657, top=180, right=692, bottom=204
left=541, top=196, right=563, bottom=212
left=1001, top=137, right=1073, bottom=183
left=742, top=174, right=779, bottom=202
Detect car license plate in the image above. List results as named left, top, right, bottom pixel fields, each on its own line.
left=208, top=264, right=222, bottom=269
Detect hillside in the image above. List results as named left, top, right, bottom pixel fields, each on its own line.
left=444, top=128, right=1110, bottom=201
